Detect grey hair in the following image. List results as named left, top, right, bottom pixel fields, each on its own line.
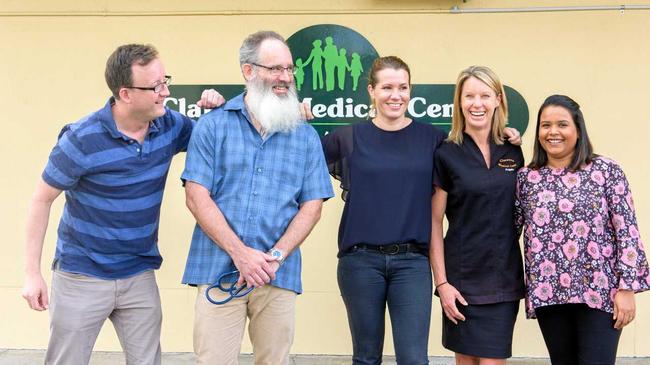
left=239, top=31, right=287, bottom=65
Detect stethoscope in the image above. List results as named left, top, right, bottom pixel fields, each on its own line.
left=205, top=270, right=254, bottom=305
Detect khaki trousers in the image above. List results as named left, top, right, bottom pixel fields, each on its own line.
left=45, top=270, right=162, bottom=365
left=194, top=284, right=297, bottom=365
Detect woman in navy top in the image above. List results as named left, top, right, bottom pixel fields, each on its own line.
left=323, top=56, right=445, bottom=364
left=430, top=66, right=525, bottom=364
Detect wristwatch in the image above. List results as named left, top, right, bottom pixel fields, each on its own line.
left=268, top=248, right=286, bottom=266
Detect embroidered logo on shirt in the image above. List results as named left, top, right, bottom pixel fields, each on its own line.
left=498, top=158, right=517, bottom=171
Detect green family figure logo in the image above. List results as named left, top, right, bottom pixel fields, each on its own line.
left=286, top=24, right=382, bottom=134
left=167, top=24, right=529, bottom=136
left=294, top=36, right=364, bottom=92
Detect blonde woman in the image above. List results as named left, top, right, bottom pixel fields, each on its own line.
left=430, top=66, right=524, bottom=365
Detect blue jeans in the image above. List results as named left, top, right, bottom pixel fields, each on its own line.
left=338, top=248, right=432, bottom=365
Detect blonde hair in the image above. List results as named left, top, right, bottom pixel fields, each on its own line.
left=448, top=65, right=508, bottom=145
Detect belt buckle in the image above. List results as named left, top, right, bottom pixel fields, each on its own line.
left=379, top=244, right=400, bottom=255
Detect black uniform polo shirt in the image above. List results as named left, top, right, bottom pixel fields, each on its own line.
left=434, top=133, right=525, bottom=304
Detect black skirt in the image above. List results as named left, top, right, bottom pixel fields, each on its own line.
left=442, top=301, right=520, bottom=359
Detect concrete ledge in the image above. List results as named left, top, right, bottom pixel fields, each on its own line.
left=0, top=350, right=648, bottom=364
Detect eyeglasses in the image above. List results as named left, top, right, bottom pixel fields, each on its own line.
left=127, top=75, right=172, bottom=93
left=251, top=63, right=295, bottom=76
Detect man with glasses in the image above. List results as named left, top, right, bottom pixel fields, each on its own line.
left=182, top=31, right=333, bottom=364
left=21, top=43, right=223, bottom=365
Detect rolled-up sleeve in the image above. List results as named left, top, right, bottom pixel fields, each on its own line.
left=181, top=114, right=217, bottom=193
left=299, top=128, right=334, bottom=204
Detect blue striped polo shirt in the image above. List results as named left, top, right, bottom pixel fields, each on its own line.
left=42, top=97, right=194, bottom=279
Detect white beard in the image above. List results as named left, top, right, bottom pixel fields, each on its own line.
left=246, top=76, right=302, bottom=134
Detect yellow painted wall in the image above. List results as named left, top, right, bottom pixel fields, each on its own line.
left=1, top=0, right=649, bottom=356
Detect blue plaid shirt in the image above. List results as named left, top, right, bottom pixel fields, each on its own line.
left=181, top=93, right=333, bottom=293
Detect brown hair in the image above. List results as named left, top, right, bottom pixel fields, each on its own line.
left=105, top=44, right=159, bottom=99
left=368, top=56, right=411, bottom=87
left=367, top=56, right=411, bottom=116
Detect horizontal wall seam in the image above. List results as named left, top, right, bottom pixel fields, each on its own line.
left=1, top=10, right=453, bottom=17
left=450, top=4, right=650, bottom=13
left=2, top=5, right=650, bottom=17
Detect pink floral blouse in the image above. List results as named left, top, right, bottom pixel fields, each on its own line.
left=516, top=156, right=650, bottom=318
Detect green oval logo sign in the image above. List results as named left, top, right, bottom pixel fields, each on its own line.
left=287, top=24, right=377, bottom=135
left=167, top=24, right=529, bottom=136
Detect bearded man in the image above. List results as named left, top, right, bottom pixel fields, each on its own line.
left=181, top=31, right=334, bottom=365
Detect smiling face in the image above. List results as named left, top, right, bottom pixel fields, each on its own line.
left=460, top=76, right=501, bottom=133
left=538, top=105, right=578, bottom=168
left=367, top=67, right=410, bottom=122
left=244, top=38, right=295, bottom=97
left=128, top=58, right=170, bottom=120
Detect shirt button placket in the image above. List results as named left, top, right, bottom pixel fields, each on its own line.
left=247, top=145, right=264, bottom=234
left=247, top=160, right=259, bottom=227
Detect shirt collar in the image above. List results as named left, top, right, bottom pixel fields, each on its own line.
left=223, top=92, right=252, bottom=122
left=98, top=96, right=160, bottom=140
left=97, top=97, right=122, bottom=139
left=462, top=131, right=502, bottom=147
left=462, top=132, right=512, bottom=167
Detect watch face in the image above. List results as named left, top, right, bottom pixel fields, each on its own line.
left=271, top=250, right=282, bottom=260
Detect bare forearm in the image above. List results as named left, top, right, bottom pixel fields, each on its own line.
left=185, top=183, right=245, bottom=256
left=23, top=197, right=52, bottom=311
left=430, top=222, right=447, bottom=285
left=25, top=200, right=51, bottom=275
left=273, top=199, right=323, bottom=255
left=430, top=188, right=448, bottom=285
left=25, top=180, right=61, bottom=275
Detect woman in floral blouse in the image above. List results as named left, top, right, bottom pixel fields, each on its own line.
left=516, top=94, right=649, bottom=364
